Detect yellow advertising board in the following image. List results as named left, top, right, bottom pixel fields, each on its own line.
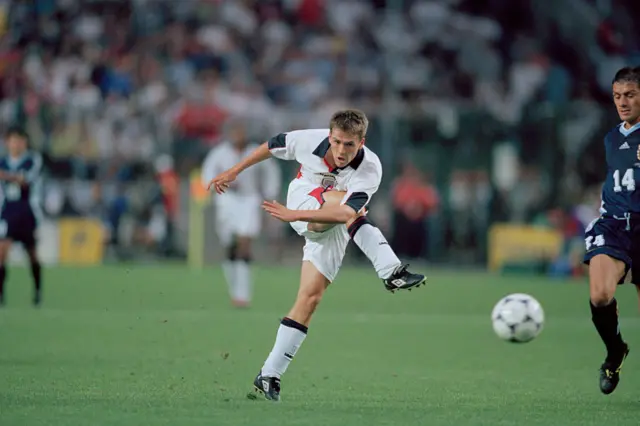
left=488, top=224, right=563, bottom=272
left=58, top=218, right=105, bottom=265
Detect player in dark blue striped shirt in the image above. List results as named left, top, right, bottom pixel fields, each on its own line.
left=583, top=66, right=640, bottom=394
left=0, top=127, right=44, bottom=306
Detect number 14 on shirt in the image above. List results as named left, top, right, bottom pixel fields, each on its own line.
left=613, top=168, right=635, bottom=192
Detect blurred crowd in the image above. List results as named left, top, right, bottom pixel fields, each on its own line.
left=0, top=0, right=639, bottom=265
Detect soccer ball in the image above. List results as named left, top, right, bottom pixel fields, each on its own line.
left=491, top=293, right=544, bottom=343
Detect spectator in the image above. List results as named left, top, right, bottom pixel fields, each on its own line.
left=391, top=162, right=439, bottom=260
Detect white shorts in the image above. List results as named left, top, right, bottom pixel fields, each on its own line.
left=214, top=193, right=261, bottom=246
left=286, top=181, right=349, bottom=282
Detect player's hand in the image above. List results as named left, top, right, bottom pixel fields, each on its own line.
left=207, top=168, right=238, bottom=194
left=262, top=200, right=299, bottom=222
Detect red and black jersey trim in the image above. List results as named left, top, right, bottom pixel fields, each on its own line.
left=308, top=186, right=329, bottom=205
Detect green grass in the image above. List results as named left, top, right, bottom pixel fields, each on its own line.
left=1, top=264, right=640, bottom=426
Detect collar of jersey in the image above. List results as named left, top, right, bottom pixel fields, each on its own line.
left=619, top=121, right=640, bottom=137
left=312, top=137, right=365, bottom=170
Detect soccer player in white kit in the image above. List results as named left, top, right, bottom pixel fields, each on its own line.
left=201, top=121, right=281, bottom=308
left=208, top=110, right=426, bottom=401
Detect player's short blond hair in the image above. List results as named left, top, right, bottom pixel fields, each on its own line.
left=329, top=109, right=369, bottom=140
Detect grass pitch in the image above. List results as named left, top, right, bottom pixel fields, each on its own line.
left=1, top=264, right=640, bottom=426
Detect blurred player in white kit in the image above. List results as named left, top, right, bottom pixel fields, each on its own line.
left=201, top=120, right=281, bottom=308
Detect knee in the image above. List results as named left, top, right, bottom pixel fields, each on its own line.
left=307, top=223, right=333, bottom=233
left=295, top=292, right=323, bottom=316
left=227, top=239, right=252, bottom=262
left=589, top=255, right=624, bottom=305
left=226, top=242, right=237, bottom=261
left=235, top=238, right=252, bottom=260
left=321, top=190, right=347, bottom=206
left=590, top=286, right=614, bottom=306
left=307, top=223, right=321, bottom=232
left=589, top=274, right=617, bottom=306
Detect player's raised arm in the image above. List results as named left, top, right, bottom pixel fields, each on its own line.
left=208, top=131, right=301, bottom=194
left=263, top=159, right=381, bottom=224
left=207, top=142, right=272, bottom=194
left=262, top=198, right=357, bottom=224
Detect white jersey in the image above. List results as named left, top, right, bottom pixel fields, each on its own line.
left=267, top=128, right=384, bottom=282
left=201, top=141, right=281, bottom=199
left=201, top=141, right=281, bottom=245
left=267, top=128, right=382, bottom=213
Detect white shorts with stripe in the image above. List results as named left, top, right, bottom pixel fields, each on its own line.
left=286, top=180, right=349, bottom=282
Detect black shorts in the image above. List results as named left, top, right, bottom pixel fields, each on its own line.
left=583, top=215, right=640, bottom=285
left=0, top=213, right=37, bottom=248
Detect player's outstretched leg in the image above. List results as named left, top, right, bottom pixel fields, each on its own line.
left=0, top=240, right=9, bottom=306
left=318, top=190, right=426, bottom=292
left=589, top=254, right=630, bottom=394
left=25, top=245, right=42, bottom=306
left=249, top=261, right=329, bottom=402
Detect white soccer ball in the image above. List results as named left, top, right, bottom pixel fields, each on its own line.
left=491, top=293, right=544, bottom=343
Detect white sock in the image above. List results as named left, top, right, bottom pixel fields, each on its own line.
left=234, top=260, right=251, bottom=303
left=222, top=261, right=236, bottom=299
left=352, top=223, right=401, bottom=279
left=261, top=318, right=308, bottom=378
